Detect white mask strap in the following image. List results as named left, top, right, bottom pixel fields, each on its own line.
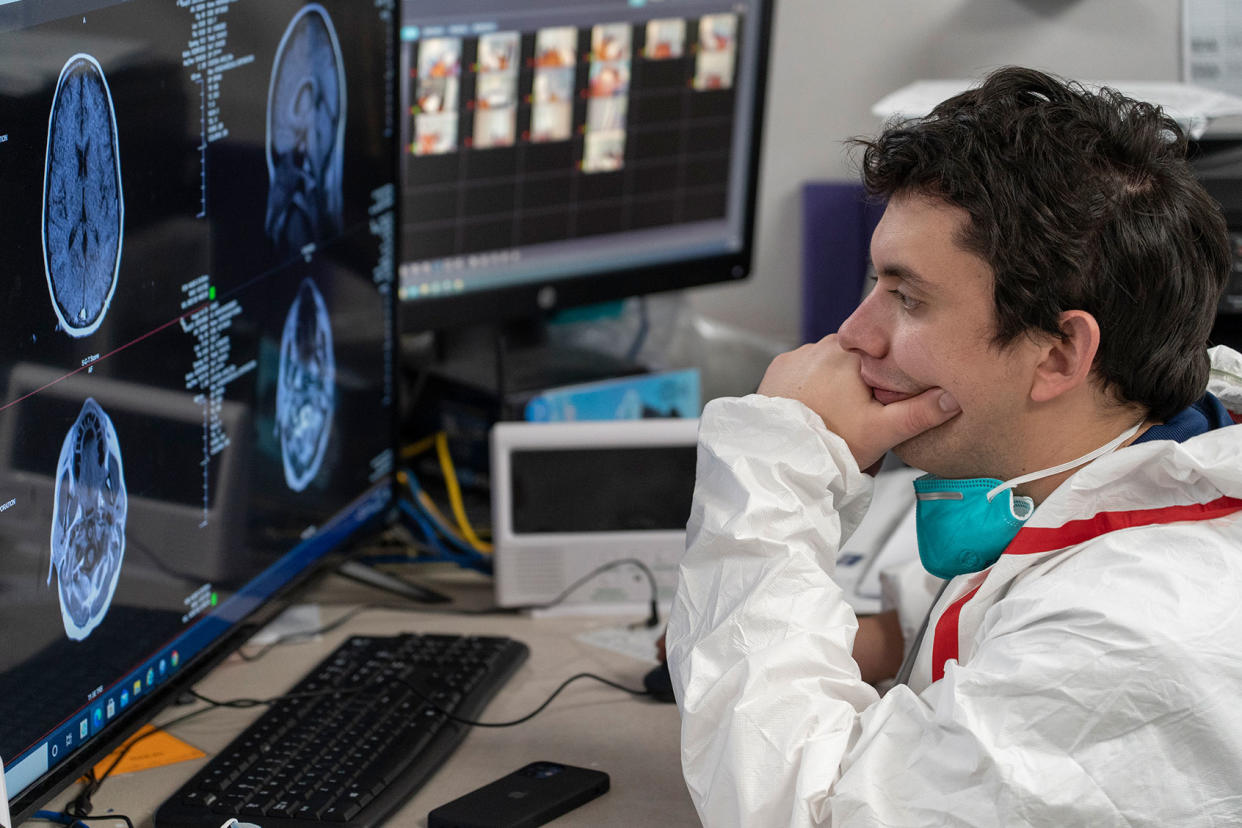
left=987, top=420, right=1144, bottom=501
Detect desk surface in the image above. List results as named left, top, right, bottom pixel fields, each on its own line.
left=25, top=570, right=698, bottom=828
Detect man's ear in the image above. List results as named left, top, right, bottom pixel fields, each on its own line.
left=1029, top=310, right=1100, bottom=403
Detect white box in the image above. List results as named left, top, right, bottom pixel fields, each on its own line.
left=490, top=418, right=699, bottom=613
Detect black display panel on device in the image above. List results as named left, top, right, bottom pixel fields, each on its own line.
left=398, top=0, right=773, bottom=331
left=0, top=1, right=397, bottom=820
left=510, top=446, right=697, bottom=533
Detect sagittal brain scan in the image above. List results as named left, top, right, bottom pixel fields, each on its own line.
left=266, top=4, right=346, bottom=257
left=42, top=53, right=124, bottom=338
left=276, top=278, right=336, bottom=491
left=49, top=398, right=127, bottom=641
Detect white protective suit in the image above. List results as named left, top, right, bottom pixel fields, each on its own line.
left=667, top=346, right=1242, bottom=827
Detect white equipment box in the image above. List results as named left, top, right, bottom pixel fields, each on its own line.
left=490, top=418, right=699, bottom=613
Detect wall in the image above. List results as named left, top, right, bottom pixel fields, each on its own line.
left=687, top=0, right=1182, bottom=346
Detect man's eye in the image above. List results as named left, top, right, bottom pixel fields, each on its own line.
left=888, top=289, right=921, bottom=311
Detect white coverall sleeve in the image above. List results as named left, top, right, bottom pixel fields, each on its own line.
left=666, top=395, right=878, bottom=827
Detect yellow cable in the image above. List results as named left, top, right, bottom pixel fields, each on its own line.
left=435, top=432, right=494, bottom=554
left=400, top=434, right=438, bottom=460
left=399, top=464, right=491, bottom=547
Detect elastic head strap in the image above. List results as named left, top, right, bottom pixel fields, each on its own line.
left=986, top=420, right=1145, bottom=502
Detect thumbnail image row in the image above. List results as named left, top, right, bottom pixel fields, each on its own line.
left=410, top=14, right=739, bottom=161
left=416, top=15, right=735, bottom=77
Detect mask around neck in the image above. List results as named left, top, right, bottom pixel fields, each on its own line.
left=913, top=421, right=1144, bottom=579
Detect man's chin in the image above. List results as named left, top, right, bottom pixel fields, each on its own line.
left=891, top=422, right=955, bottom=475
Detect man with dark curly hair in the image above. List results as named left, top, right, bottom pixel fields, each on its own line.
left=667, top=66, right=1242, bottom=826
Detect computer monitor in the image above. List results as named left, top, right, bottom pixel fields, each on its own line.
left=0, top=1, right=398, bottom=821
left=396, top=0, right=773, bottom=333
left=1188, top=135, right=1242, bottom=350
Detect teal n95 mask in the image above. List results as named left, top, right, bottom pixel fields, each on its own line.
left=913, top=421, right=1144, bottom=579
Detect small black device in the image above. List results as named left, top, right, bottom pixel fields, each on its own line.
left=643, top=661, right=676, bottom=704
left=428, top=761, right=610, bottom=828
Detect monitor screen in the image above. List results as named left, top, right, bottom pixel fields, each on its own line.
left=1189, top=137, right=1242, bottom=314
left=0, top=0, right=398, bottom=819
left=397, top=0, right=772, bottom=331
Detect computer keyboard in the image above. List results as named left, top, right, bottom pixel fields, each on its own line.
left=153, top=632, right=529, bottom=827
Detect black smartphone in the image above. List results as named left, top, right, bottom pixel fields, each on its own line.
left=427, top=761, right=610, bottom=828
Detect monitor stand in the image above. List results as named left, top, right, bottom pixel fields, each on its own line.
left=399, top=315, right=654, bottom=502
left=337, top=559, right=452, bottom=604
left=409, top=315, right=648, bottom=421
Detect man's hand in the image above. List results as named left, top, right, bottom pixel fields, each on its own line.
left=757, top=334, right=960, bottom=472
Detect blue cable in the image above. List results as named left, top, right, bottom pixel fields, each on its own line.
left=411, top=497, right=488, bottom=558
left=33, top=811, right=88, bottom=827
left=397, top=499, right=492, bottom=574
left=397, top=499, right=452, bottom=558
left=399, top=468, right=493, bottom=572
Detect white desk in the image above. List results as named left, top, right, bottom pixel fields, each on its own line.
left=23, top=569, right=698, bottom=827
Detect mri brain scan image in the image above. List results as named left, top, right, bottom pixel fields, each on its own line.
left=49, top=398, right=127, bottom=641
left=42, top=53, right=124, bottom=338
left=276, top=278, right=335, bottom=491
left=266, top=4, right=346, bottom=257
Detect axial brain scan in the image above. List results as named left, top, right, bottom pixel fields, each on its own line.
left=276, top=278, right=336, bottom=491
left=42, top=53, right=124, bottom=338
left=266, top=4, right=346, bottom=257
left=49, top=397, right=127, bottom=641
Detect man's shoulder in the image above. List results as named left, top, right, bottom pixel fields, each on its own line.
left=1208, top=345, right=1242, bottom=412
left=1031, top=418, right=1242, bottom=531
left=997, top=511, right=1242, bottom=627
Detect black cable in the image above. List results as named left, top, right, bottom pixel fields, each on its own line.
left=400, top=671, right=651, bottom=728
left=61, top=562, right=662, bottom=813
left=123, top=532, right=207, bottom=585
left=525, top=557, right=662, bottom=628
left=67, top=679, right=389, bottom=817
left=33, top=811, right=134, bottom=828
left=67, top=703, right=222, bottom=819
left=184, top=680, right=384, bottom=710
left=234, top=600, right=522, bottom=664
left=238, top=556, right=662, bottom=663
left=66, top=815, right=133, bottom=828
left=235, top=602, right=395, bottom=662
left=68, top=619, right=659, bottom=816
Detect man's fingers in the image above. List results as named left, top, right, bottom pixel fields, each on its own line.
left=754, top=336, right=962, bottom=471
left=876, top=388, right=960, bottom=447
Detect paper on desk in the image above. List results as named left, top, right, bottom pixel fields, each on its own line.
left=92, top=724, right=205, bottom=778
left=872, top=79, right=1242, bottom=139
left=576, top=622, right=666, bottom=664
left=248, top=603, right=322, bottom=645
left=1, top=753, right=11, bottom=828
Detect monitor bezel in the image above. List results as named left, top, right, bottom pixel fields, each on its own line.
left=5, top=0, right=403, bottom=818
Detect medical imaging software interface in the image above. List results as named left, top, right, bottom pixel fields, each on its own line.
left=398, top=0, right=765, bottom=302
left=0, top=0, right=397, bottom=806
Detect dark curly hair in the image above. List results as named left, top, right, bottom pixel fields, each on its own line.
left=853, top=67, right=1230, bottom=423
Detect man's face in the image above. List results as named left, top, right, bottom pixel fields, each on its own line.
left=838, top=194, right=1043, bottom=479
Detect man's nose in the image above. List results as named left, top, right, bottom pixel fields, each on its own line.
left=837, top=291, right=887, bottom=358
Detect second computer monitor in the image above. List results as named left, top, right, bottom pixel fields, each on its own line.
left=397, top=0, right=773, bottom=331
